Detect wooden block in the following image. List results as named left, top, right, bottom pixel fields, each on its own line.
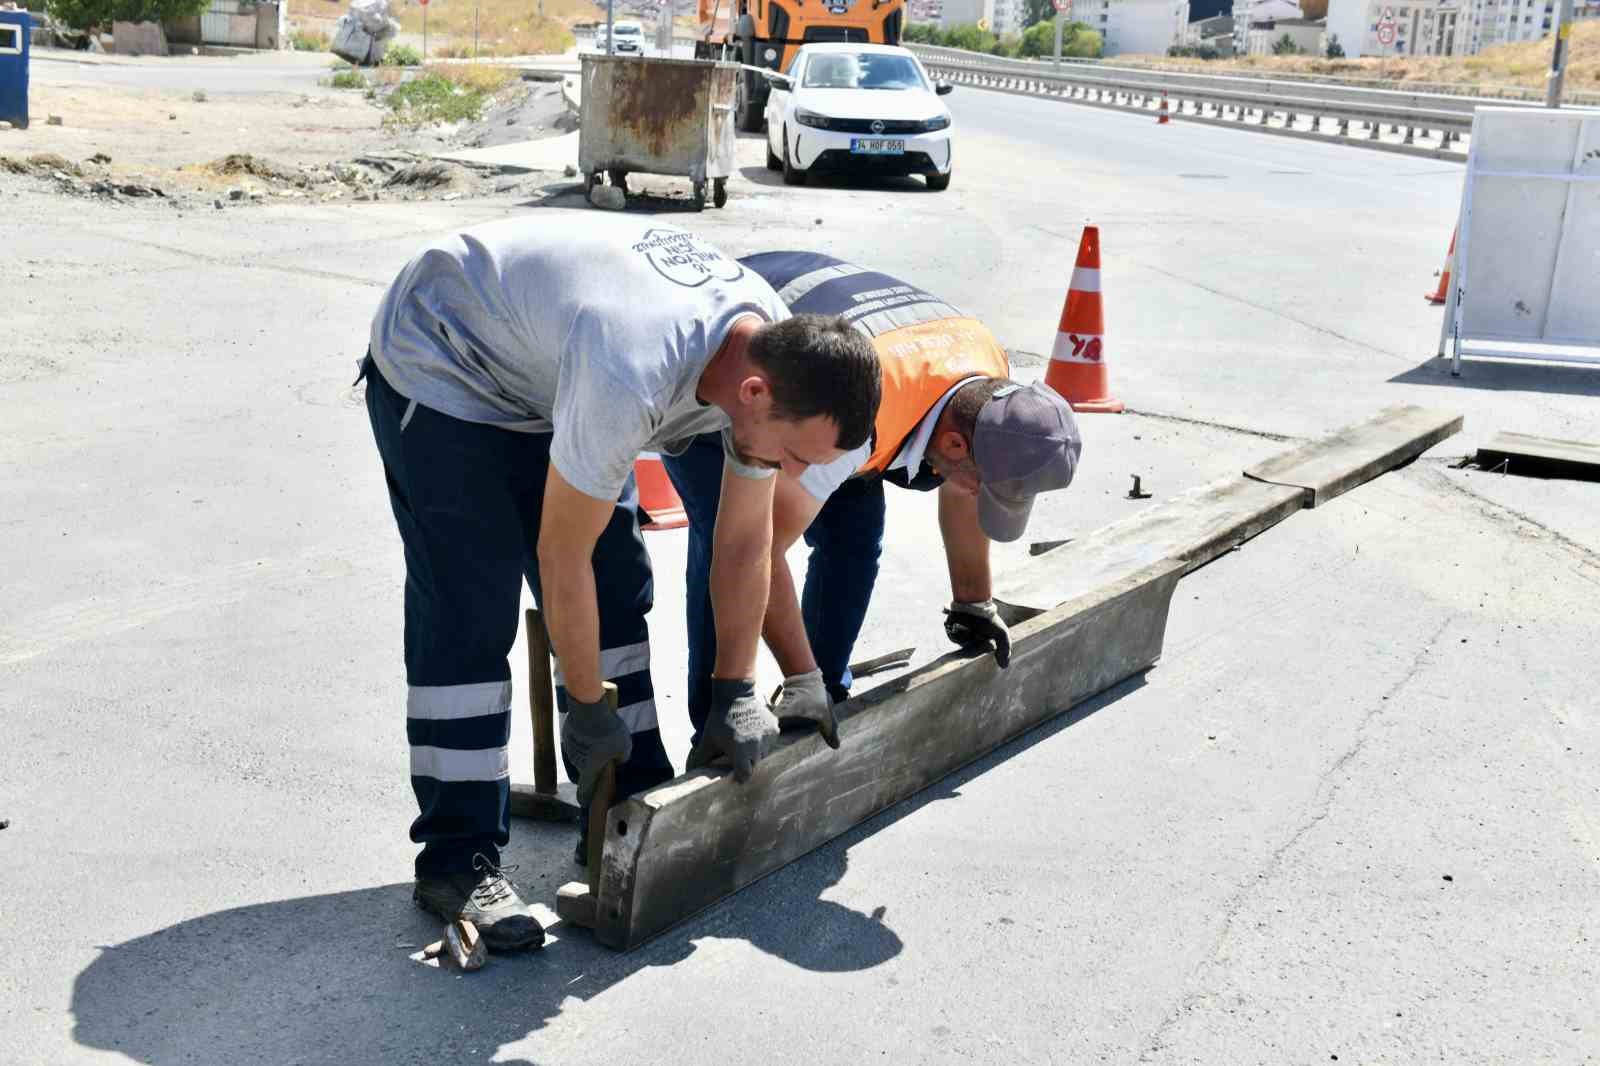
left=584, top=556, right=1185, bottom=951
left=556, top=881, right=598, bottom=928
left=1245, top=404, right=1463, bottom=507
left=444, top=919, right=487, bottom=972
left=1475, top=431, right=1600, bottom=479
left=994, top=474, right=1306, bottom=622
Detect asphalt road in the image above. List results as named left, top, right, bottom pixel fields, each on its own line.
left=3, top=71, right=1598, bottom=1066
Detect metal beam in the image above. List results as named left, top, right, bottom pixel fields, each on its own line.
left=561, top=557, right=1186, bottom=950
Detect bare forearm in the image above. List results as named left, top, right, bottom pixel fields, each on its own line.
left=539, top=556, right=603, bottom=702
left=939, top=486, right=992, bottom=602
left=762, top=551, right=819, bottom=676
left=711, top=534, right=770, bottom=679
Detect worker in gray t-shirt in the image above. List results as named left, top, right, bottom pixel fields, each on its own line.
left=362, top=215, right=880, bottom=951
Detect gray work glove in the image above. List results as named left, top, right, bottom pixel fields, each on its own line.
left=772, top=668, right=840, bottom=749
left=561, top=691, right=632, bottom=806
left=943, top=599, right=1011, bottom=669
left=687, top=678, right=778, bottom=783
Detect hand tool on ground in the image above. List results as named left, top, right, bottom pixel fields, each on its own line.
left=509, top=607, right=583, bottom=822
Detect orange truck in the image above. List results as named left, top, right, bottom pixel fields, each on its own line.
left=694, top=0, right=907, bottom=130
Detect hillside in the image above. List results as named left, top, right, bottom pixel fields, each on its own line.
left=1135, top=19, right=1600, bottom=97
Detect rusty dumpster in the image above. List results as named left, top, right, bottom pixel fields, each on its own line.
left=579, top=54, right=739, bottom=210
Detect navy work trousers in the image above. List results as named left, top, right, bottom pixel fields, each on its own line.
left=660, top=434, right=887, bottom=727
left=364, top=356, right=674, bottom=877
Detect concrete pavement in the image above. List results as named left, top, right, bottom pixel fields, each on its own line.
left=3, top=76, right=1598, bottom=1065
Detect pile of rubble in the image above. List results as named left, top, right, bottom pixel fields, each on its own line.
left=0, top=153, right=168, bottom=202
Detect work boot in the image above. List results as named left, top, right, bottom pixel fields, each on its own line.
left=412, top=854, right=545, bottom=953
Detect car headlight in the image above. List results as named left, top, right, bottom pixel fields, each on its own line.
left=919, top=114, right=951, bottom=132
left=795, top=109, right=831, bottom=130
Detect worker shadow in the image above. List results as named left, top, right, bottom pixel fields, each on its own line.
left=1389, top=354, right=1600, bottom=398
left=67, top=674, right=1138, bottom=1066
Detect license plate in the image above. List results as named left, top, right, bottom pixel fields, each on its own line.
left=851, top=138, right=905, bottom=155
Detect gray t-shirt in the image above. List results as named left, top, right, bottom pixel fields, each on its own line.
left=370, top=214, right=786, bottom=501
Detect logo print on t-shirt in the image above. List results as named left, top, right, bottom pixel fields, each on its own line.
left=632, top=228, right=745, bottom=288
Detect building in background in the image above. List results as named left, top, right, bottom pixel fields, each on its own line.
left=1183, top=11, right=1238, bottom=50
left=908, top=0, right=947, bottom=22
left=1082, top=0, right=1190, bottom=54
left=937, top=0, right=1027, bottom=34
left=1325, top=0, right=1473, bottom=56
left=1244, top=13, right=1326, bottom=50
left=1234, top=0, right=1302, bottom=49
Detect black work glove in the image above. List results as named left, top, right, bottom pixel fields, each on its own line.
left=943, top=599, right=1012, bottom=669
left=561, top=691, right=632, bottom=806
left=771, top=668, right=840, bottom=749
left=687, top=678, right=778, bottom=783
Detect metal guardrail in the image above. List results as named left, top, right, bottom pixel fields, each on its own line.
left=907, top=43, right=1498, bottom=157
left=906, top=42, right=1600, bottom=107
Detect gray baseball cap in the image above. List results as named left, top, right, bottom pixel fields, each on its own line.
left=972, top=382, right=1083, bottom=543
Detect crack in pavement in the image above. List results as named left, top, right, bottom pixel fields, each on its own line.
left=1125, top=407, right=1301, bottom=443
left=1133, top=613, right=1454, bottom=1063
left=1126, top=259, right=1414, bottom=365
left=1422, top=464, right=1600, bottom=572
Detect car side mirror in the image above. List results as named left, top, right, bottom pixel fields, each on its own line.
left=935, top=82, right=954, bottom=96
left=765, top=72, right=792, bottom=89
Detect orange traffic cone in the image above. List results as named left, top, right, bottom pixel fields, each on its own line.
left=1044, top=225, right=1125, bottom=414
left=1157, top=90, right=1170, bottom=124
left=634, top=454, right=687, bottom=531
left=1424, top=226, right=1456, bottom=305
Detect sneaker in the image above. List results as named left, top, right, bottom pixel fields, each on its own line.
left=413, top=854, right=545, bottom=952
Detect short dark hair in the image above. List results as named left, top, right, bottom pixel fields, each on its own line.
left=946, top=377, right=1015, bottom=438
left=748, top=315, right=881, bottom=450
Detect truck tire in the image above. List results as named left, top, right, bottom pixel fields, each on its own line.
left=736, top=66, right=765, bottom=133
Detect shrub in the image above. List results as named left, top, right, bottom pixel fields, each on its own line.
left=48, top=0, right=208, bottom=31
left=385, top=73, right=488, bottom=126
left=291, top=27, right=330, bottom=52
left=330, top=68, right=366, bottom=89
left=1325, top=33, right=1345, bottom=58
left=383, top=42, right=423, bottom=66
left=1272, top=33, right=1302, bottom=56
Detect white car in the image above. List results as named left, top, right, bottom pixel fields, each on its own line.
left=762, top=43, right=954, bottom=192
left=596, top=20, right=644, bottom=54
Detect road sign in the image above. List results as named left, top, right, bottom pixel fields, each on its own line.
left=977, top=16, right=990, bottom=30
left=1052, top=0, right=1071, bottom=13
left=1376, top=22, right=1395, bottom=44
left=418, top=0, right=429, bottom=6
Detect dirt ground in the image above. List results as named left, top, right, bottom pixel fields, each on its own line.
left=2, top=51, right=574, bottom=209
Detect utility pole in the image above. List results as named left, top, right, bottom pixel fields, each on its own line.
left=1546, top=0, right=1575, bottom=107
left=607, top=0, right=616, bottom=54
left=1053, top=15, right=1063, bottom=69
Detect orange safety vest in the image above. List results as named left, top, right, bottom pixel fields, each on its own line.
left=737, top=251, right=1011, bottom=480
left=859, top=316, right=1011, bottom=475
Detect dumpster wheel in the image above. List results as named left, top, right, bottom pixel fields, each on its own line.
left=713, top=179, right=728, bottom=209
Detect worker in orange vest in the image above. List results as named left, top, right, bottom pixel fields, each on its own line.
left=658, top=251, right=1083, bottom=749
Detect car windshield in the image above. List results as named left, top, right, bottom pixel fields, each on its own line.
left=801, top=52, right=926, bottom=90
left=616, top=25, right=640, bottom=35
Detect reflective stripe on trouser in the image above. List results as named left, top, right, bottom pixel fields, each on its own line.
left=661, top=434, right=888, bottom=721
left=364, top=355, right=673, bottom=877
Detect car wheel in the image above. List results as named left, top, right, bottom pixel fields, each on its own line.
left=925, top=170, right=951, bottom=192
left=782, top=128, right=806, bottom=186
left=765, top=135, right=782, bottom=171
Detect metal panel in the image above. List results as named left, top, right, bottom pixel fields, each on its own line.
left=200, top=0, right=239, bottom=45
left=0, top=10, right=29, bottom=130
left=1445, top=107, right=1600, bottom=371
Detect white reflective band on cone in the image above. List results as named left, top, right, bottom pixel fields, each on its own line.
left=1067, top=267, right=1101, bottom=293
left=1051, top=330, right=1104, bottom=364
